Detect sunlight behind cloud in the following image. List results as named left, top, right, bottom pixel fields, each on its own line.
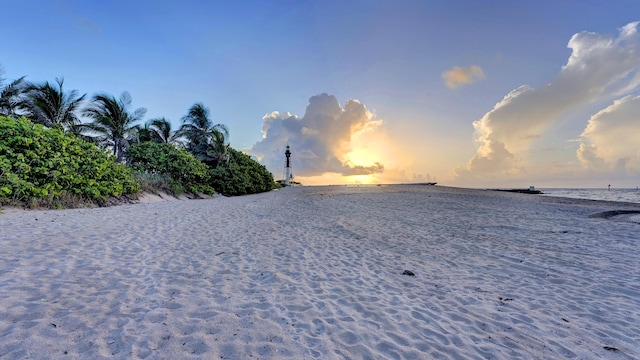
left=342, top=122, right=387, bottom=168
left=251, top=93, right=440, bottom=185
left=252, top=94, right=387, bottom=183
left=343, top=148, right=378, bottom=168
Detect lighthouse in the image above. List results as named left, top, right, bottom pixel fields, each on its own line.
left=284, top=145, right=292, bottom=186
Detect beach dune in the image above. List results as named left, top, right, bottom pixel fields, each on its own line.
left=1, top=185, right=639, bottom=359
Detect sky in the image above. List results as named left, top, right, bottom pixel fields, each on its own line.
left=2, top=0, right=639, bottom=188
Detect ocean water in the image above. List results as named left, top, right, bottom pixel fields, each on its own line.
left=541, top=188, right=640, bottom=204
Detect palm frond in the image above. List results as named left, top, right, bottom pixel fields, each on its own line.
left=21, top=77, right=86, bottom=130
left=0, top=76, right=31, bottom=118
left=178, top=102, right=230, bottom=167
left=82, top=91, right=146, bottom=161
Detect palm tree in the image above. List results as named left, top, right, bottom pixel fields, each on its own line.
left=66, top=122, right=97, bottom=144
left=179, top=103, right=229, bottom=166
left=22, top=77, right=86, bottom=131
left=135, top=123, right=154, bottom=143
left=148, top=117, right=182, bottom=144
left=205, top=128, right=230, bottom=166
left=0, top=66, right=30, bottom=118
left=132, top=118, right=182, bottom=145
left=82, top=91, right=146, bottom=162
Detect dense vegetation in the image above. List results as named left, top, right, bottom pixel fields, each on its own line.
left=126, top=142, right=214, bottom=195
left=0, top=65, right=279, bottom=209
left=209, top=148, right=277, bottom=196
left=0, top=116, right=139, bottom=208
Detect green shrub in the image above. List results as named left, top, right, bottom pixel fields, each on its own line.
left=133, top=172, right=173, bottom=194
left=208, top=148, right=277, bottom=196
left=126, top=142, right=214, bottom=195
left=0, top=116, right=139, bottom=207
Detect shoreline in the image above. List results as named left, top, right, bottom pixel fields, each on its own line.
left=3, top=184, right=639, bottom=215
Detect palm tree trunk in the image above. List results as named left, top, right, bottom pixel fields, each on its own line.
left=113, top=138, right=118, bottom=158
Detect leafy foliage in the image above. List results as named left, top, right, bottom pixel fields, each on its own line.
left=1, top=66, right=277, bottom=205
left=22, top=77, right=86, bottom=131
left=0, top=70, right=30, bottom=119
left=0, top=116, right=139, bottom=207
left=147, top=117, right=182, bottom=144
left=208, top=148, right=277, bottom=196
left=126, top=142, right=214, bottom=195
left=179, top=103, right=229, bottom=167
left=81, top=92, right=146, bottom=162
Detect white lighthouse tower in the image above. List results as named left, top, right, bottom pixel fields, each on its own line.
left=285, top=145, right=292, bottom=186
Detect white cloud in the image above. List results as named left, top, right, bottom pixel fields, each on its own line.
left=251, top=93, right=385, bottom=178
left=442, top=65, right=485, bottom=89
left=456, top=21, right=640, bottom=181
left=578, top=95, right=640, bottom=173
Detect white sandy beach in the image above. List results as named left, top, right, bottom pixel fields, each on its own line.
left=1, top=185, right=639, bottom=359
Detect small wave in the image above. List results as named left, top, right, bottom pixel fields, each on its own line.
left=542, top=188, right=640, bottom=204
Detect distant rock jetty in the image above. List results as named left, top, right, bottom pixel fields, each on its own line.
left=494, top=188, right=543, bottom=194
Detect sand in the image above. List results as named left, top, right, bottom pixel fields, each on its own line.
left=1, top=185, right=639, bottom=359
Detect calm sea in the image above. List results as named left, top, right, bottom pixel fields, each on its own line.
left=541, top=188, right=640, bottom=204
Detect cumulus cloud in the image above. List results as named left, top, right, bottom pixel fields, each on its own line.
left=456, top=21, right=640, bottom=180
left=442, top=65, right=485, bottom=89
left=577, top=95, right=640, bottom=173
left=252, top=93, right=385, bottom=178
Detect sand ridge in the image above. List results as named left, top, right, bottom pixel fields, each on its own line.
left=1, top=185, right=639, bottom=359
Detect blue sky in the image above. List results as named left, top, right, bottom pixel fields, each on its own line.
left=2, top=0, right=639, bottom=187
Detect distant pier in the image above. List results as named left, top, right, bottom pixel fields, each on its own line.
left=494, top=188, right=542, bottom=194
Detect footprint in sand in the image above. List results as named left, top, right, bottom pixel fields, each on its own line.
left=310, top=319, right=325, bottom=336
left=339, top=331, right=359, bottom=345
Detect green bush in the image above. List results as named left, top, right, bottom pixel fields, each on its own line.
left=0, top=116, right=139, bottom=207
left=133, top=172, right=174, bottom=195
left=208, top=148, right=277, bottom=196
left=126, top=142, right=214, bottom=195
